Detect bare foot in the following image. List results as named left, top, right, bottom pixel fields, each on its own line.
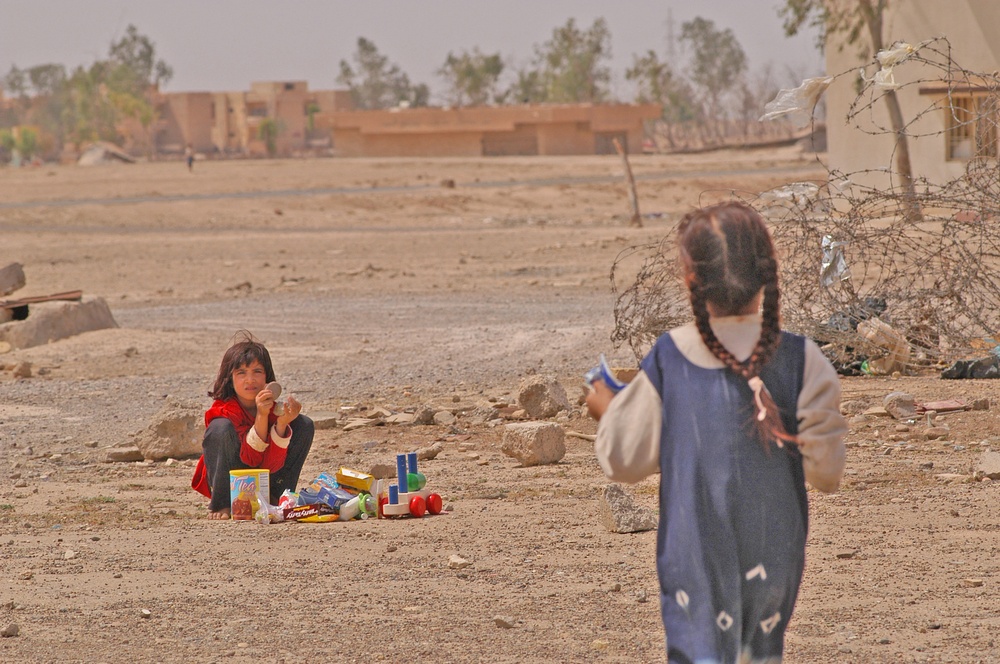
left=207, top=508, right=231, bottom=520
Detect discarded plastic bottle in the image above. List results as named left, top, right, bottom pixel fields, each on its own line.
left=584, top=354, right=627, bottom=394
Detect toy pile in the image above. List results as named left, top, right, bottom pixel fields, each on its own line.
left=250, top=453, right=443, bottom=524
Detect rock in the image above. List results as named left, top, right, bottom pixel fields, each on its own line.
left=140, top=608, right=152, bottom=619
left=134, top=398, right=204, bottom=461
left=416, top=442, right=443, bottom=461
left=0, top=296, right=118, bottom=350
left=835, top=550, right=858, bottom=559
left=0, top=262, right=26, bottom=297
left=412, top=405, right=436, bottom=425
left=972, top=398, right=990, bottom=411
left=598, top=483, right=657, bottom=533
left=493, top=616, right=515, bottom=629
left=863, top=406, right=891, bottom=418
left=386, top=412, right=415, bottom=425
left=501, top=422, right=565, bottom=466
left=309, top=411, right=340, bottom=430
left=368, top=463, right=396, bottom=479
left=103, top=446, right=145, bottom=463
left=342, top=418, right=380, bottom=432
left=975, top=451, right=1000, bottom=480
left=925, top=427, right=950, bottom=440
left=883, top=391, right=916, bottom=419
left=962, top=578, right=984, bottom=588
left=935, top=473, right=966, bottom=483
left=1, top=623, right=19, bottom=638
left=12, top=361, right=31, bottom=379
left=448, top=554, right=472, bottom=569
left=433, top=410, right=456, bottom=426
left=517, top=375, right=571, bottom=418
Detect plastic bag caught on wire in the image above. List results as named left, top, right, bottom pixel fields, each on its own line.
left=820, top=235, right=851, bottom=288
left=860, top=40, right=932, bottom=90
left=759, top=76, right=834, bottom=128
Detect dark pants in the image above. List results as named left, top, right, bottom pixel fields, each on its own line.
left=203, top=415, right=314, bottom=511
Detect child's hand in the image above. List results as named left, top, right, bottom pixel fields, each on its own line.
left=278, top=395, right=302, bottom=426
left=585, top=380, right=615, bottom=421
left=255, top=387, right=276, bottom=415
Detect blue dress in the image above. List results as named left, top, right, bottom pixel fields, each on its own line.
left=641, top=331, right=808, bottom=664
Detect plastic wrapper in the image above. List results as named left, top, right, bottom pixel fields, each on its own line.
left=858, top=317, right=911, bottom=375
left=820, top=235, right=851, bottom=288
left=253, top=490, right=284, bottom=524
left=860, top=40, right=931, bottom=91
left=759, top=76, right=833, bottom=128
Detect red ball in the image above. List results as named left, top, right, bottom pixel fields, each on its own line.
left=426, top=493, right=443, bottom=515
left=408, top=495, right=426, bottom=518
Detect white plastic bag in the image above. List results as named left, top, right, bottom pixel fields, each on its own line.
left=759, top=76, right=834, bottom=128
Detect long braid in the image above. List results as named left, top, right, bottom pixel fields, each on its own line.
left=680, top=202, right=798, bottom=449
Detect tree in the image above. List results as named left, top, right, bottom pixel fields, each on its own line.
left=780, top=0, right=920, bottom=220
left=107, top=24, right=173, bottom=95
left=679, top=17, right=747, bottom=126
left=625, top=50, right=700, bottom=122
left=438, top=49, right=506, bottom=107
left=530, top=18, right=612, bottom=103
left=337, top=37, right=428, bottom=109
left=258, top=117, right=282, bottom=157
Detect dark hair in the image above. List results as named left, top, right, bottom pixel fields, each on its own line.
left=208, top=330, right=276, bottom=401
left=677, top=201, right=796, bottom=447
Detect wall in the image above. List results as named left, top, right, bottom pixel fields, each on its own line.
left=825, top=1, right=1000, bottom=187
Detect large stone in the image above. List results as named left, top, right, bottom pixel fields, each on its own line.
left=517, top=375, right=571, bottom=419
left=134, top=399, right=204, bottom=461
left=0, top=262, right=26, bottom=297
left=598, top=483, right=657, bottom=534
left=0, top=296, right=118, bottom=350
left=501, top=422, right=565, bottom=466
left=976, top=451, right=1000, bottom=480
left=883, top=391, right=916, bottom=420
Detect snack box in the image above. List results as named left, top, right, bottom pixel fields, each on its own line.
left=230, top=469, right=270, bottom=521
left=336, top=467, right=375, bottom=493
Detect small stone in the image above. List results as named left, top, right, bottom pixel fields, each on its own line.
left=448, top=554, right=472, bottom=569
left=972, top=398, right=990, bottom=411
left=64, top=550, right=77, bottom=560
left=140, top=608, right=152, bottom=619
left=18, top=571, right=31, bottom=580
left=835, top=550, right=857, bottom=559
left=592, top=639, right=610, bottom=651
left=883, top=391, right=916, bottom=419
left=493, top=615, right=515, bottom=629
left=1, top=623, right=19, bottom=638
left=12, top=361, right=31, bottom=379
left=386, top=544, right=397, bottom=553
left=962, top=578, right=984, bottom=588
left=13, top=479, right=27, bottom=488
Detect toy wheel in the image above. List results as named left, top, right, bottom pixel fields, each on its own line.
left=409, top=495, right=426, bottom=518
left=426, top=493, right=443, bottom=515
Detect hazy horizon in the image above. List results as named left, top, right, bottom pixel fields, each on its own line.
left=0, top=1, right=823, bottom=103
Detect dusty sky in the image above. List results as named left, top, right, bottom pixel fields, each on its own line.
left=0, top=0, right=823, bottom=101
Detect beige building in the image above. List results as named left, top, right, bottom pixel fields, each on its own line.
left=138, top=80, right=660, bottom=158
left=825, top=1, right=1000, bottom=186
left=315, top=103, right=662, bottom=157
left=148, top=81, right=352, bottom=157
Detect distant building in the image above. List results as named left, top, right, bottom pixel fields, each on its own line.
left=125, top=80, right=660, bottom=159
left=314, top=103, right=662, bottom=157
left=824, top=1, right=1000, bottom=186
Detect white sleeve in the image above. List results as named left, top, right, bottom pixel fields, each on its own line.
left=246, top=424, right=269, bottom=452
left=594, top=371, right=662, bottom=483
left=270, top=424, right=291, bottom=449
left=797, top=339, right=848, bottom=493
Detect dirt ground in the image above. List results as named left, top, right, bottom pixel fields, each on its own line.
left=2, top=148, right=1000, bottom=663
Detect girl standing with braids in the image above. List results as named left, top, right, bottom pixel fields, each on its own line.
left=587, top=202, right=846, bottom=664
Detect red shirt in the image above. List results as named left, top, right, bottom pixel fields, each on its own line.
left=190, top=397, right=289, bottom=497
